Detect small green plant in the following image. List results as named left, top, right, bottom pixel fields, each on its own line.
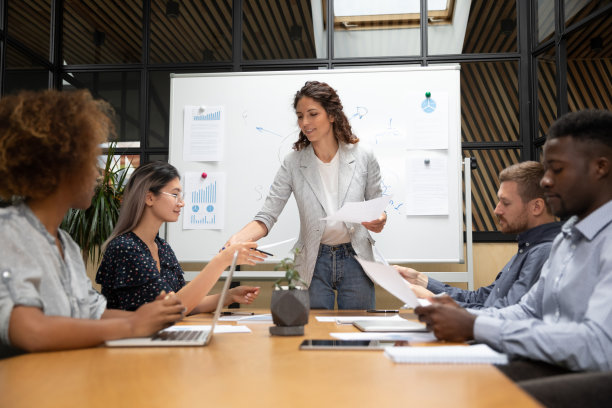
left=274, top=249, right=308, bottom=290
left=61, top=141, right=130, bottom=264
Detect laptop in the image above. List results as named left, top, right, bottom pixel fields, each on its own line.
left=353, top=319, right=428, bottom=333
left=106, top=251, right=238, bottom=347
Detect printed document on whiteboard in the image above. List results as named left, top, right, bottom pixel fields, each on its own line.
left=183, top=171, right=225, bottom=230
left=183, top=105, right=224, bottom=161
left=405, top=154, right=449, bottom=215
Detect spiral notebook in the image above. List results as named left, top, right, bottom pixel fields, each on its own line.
left=385, top=344, right=508, bottom=365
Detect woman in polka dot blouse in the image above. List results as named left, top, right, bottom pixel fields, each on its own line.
left=96, top=162, right=266, bottom=313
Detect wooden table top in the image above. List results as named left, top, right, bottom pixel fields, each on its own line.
left=0, top=309, right=540, bottom=408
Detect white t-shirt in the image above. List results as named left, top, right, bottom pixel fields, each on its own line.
left=316, top=151, right=351, bottom=245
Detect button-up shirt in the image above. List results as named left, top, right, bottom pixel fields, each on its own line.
left=427, top=222, right=561, bottom=309
left=0, top=203, right=107, bottom=350
left=474, top=199, right=612, bottom=371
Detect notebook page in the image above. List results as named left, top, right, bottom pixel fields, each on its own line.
left=385, top=344, right=508, bottom=364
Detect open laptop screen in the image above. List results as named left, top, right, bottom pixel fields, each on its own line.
left=105, top=250, right=238, bottom=347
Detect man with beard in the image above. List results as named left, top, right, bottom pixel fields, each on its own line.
left=395, top=161, right=560, bottom=309
left=414, top=109, right=612, bottom=407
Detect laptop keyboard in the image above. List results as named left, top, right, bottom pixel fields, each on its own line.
left=151, top=329, right=206, bottom=341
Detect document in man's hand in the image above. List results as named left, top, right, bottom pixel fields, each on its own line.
left=385, top=344, right=508, bottom=365
left=355, top=257, right=425, bottom=308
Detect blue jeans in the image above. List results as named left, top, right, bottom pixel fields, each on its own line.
left=308, top=243, right=375, bottom=310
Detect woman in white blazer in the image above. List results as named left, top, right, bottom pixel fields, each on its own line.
left=226, top=81, right=387, bottom=309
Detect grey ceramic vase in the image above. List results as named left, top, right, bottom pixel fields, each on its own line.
left=269, top=288, right=310, bottom=336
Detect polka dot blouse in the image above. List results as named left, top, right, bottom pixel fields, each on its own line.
left=95, top=232, right=185, bottom=311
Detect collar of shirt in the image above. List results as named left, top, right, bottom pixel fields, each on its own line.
left=516, top=221, right=562, bottom=250
left=18, top=202, right=58, bottom=247
left=573, top=199, right=612, bottom=242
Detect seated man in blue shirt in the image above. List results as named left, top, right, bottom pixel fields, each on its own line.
left=395, top=161, right=560, bottom=309
left=414, top=109, right=612, bottom=406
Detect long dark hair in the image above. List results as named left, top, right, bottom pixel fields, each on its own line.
left=103, top=161, right=179, bottom=251
left=292, top=81, right=358, bottom=151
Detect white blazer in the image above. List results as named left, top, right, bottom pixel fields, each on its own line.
left=254, top=142, right=382, bottom=285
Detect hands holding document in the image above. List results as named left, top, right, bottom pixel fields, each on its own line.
left=355, top=257, right=429, bottom=309
left=322, top=196, right=390, bottom=233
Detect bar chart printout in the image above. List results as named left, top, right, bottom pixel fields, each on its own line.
left=183, top=172, right=226, bottom=230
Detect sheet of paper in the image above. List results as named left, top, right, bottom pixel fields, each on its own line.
left=183, top=171, right=225, bottom=230
left=164, top=325, right=251, bottom=334
left=405, top=155, right=449, bottom=215
left=330, top=332, right=437, bottom=342
left=406, top=91, right=449, bottom=150
left=385, top=344, right=509, bottom=365
left=257, top=238, right=297, bottom=250
left=183, top=105, right=224, bottom=161
left=322, top=195, right=392, bottom=223
left=334, top=315, right=403, bottom=325
left=236, top=314, right=273, bottom=324
left=356, top=257, right=420, bottom=308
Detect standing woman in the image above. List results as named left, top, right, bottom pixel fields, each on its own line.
left=226, top=81, right=387, bottom=310
left=0, top=90, right=185, bottom=356
left=96, top=161, right=265, bottom=314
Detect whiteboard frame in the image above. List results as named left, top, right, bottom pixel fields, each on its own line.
left=167, top=66, right=465, bottom=266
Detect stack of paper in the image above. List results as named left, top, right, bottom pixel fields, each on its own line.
left=385, top=344, right=508, bottom=365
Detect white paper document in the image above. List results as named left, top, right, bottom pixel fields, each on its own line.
left=183, top=171, right=225, bottom=230
left=165, top=325, right=251, bottom=334
left=406, top=91, right=449, bottom=150
left=330, top=332, right=437, bottom=343
left=236, top=314, right=273, bottom=324
left=356, top=258, right=422, bottom=308
left=385, top=344, right=509, bottom=365
left=334, top=315, right=402, bottom=325
left=183, top=105, right=225, bottom=161
left=257, top=238, right=297, bottom=250
left=322, top=195, right=391, bottom=223
left=405, top=155, right=449, bottom=215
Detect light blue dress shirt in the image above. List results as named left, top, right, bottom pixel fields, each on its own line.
left=428, top=222, right=561, bottom=309
left=474, top=199, right=612, bottom=371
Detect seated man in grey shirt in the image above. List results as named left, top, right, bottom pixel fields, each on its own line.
left=414, top=109, right=612, bottom=406
left=395, top=161, right=560, bottom=309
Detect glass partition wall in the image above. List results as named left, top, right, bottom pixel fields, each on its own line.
left=1, top=0, right=610, bottom=240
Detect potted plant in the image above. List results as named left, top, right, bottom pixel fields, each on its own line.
left=270, top=250, right=310, bottom=336
left=61, top=142, right=130, bottom=265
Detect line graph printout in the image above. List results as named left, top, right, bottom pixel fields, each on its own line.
left=183, top=105, right=225, bottom=161
left=183, top=171, right=226, bottom=230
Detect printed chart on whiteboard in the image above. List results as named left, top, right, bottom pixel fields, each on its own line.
left=182, top=172, right=226, bottom=230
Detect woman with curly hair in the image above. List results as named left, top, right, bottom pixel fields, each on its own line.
left=226, top=81, right=387, bottom=310
left=0, top=89, right=185, bottom=356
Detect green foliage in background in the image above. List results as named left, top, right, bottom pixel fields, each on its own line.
left=274, top=248, right=308, bottom=290
left=60, top=142, right=130, bottom=264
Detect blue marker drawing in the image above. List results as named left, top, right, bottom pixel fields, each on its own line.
left=206, top=204, right=214, bottom=213
left=390, top=200, right=404, bottom=212
left=255, top=126, right=283, bottom=138
left=192, top=205, right=200, bottom=213
left=349, top=106, right=368, bottom=120
left=421, top=98, right=437, bottom=113
left=381, top=179, right=391, bottom=195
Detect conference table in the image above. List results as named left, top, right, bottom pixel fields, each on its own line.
left=0, top=309, right=540, bottom=408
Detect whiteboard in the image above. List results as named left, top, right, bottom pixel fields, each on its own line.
left=168, top=66, right=462, bottom=264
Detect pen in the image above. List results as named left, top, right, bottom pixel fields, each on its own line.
left=220, top=247, right=273, bottom=257
left=221, top=311, right=255, bottom=316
